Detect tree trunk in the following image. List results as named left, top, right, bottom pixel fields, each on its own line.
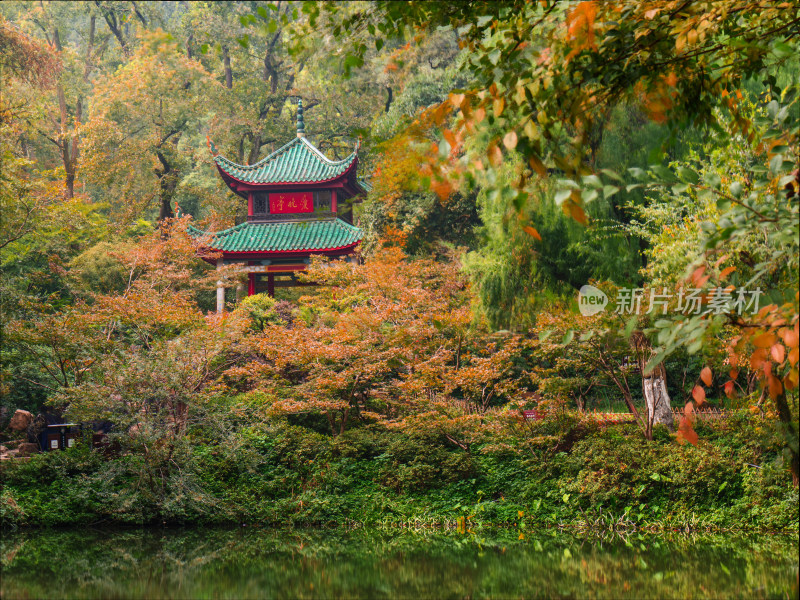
left=642, top=363, right=674, bottom=438
left=222, top=46, right=232, bottom=89
left=632, top=332, right=674, bottom=440
left=156, top=151, right=177, bottom=221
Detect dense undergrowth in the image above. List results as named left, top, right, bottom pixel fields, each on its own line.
left=1, top=410, right=796, bottom=532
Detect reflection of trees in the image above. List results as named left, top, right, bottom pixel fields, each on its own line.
left=1, top=529, right=796, bottom=599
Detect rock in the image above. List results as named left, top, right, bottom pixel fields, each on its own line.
left=8, top=410, right=34, bottom=432
left=0, top=445, right=7, bottom=453
left=16, top=442, right=39, bottom=457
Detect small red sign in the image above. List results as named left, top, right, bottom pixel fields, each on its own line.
left=269, top=192, right=313, bottom=214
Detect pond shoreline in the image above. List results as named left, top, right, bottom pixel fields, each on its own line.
left=2, top=526, right=797, bottom=599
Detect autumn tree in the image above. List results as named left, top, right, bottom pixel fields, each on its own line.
left=81, top=30, right=214, bottom=222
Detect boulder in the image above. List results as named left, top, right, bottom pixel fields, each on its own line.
left=8, top=410, right=33, bottom=432
left=17, top=442, right=39, bottom=456
left=0, top=445, right=7, bottom=453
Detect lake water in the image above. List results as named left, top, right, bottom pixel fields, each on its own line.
left=0, top=527, right=797, bottom=599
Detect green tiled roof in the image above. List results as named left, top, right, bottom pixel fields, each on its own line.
left=188, top=219, right=362, bottom=253
left=211, top=136, right=359, bottom=185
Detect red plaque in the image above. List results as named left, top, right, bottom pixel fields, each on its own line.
left=269, top=192, right=313, bottom=214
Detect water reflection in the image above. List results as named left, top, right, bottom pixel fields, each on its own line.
left=1, top=527, right=797, bottom=599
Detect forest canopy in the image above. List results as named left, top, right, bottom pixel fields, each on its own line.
left=0, top=0, right=798, bottom=522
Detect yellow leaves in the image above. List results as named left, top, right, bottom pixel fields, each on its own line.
left=522, top=225, right=542, bottom=241
left=691, top=385, right=706, bottom=405
left=493, top=97, right=505, bottom=118
left=431, top=178, right=454, bottom=201
left=528, top=155, right=547, bottom=177
left=561, top=192, right=588, bottom=226
left=770, top=343, right=785, bottom=364
left=767, top=372, right=783, bottom=399
left=780, top=323, right=799, bottom=349
left=442, top=128, right=458, bottom=152
left=503, top=130, right=518, bottom=150
left=752, top=332, right=777, bottom=348
left=677, top=402, right=699, bottom=446
left=448, top=93, right=465, bottom=109
left=487, top=142, right=503, bottom=167
left=565, top=1, right=598, bottom=61
left=690, top=266, right=709, bottom=288
left=724, top=380, right=736, bottom=398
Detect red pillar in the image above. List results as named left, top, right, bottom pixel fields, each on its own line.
left=248, top=273, right=255, bottom=296
left=248, top=192, right=254, bottom=217
left=331, top=189, right=337, bottom=213
left=267, top=273, right=275, bottom=297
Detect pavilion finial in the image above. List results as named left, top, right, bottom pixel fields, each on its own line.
left=296, top=98, right=305, bottom=138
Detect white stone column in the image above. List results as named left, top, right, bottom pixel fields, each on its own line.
left=216, top=258, right=225, bottom=313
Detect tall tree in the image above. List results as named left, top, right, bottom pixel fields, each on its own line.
left=81, top=30, right=213, bottom=221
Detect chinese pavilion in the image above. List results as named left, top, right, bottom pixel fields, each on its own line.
left=189, top=99, right=368, bottom=311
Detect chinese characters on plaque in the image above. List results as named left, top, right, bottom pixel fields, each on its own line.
left=269, top=192, right=314, bottom=214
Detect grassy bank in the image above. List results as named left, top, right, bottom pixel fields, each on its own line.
left=1, top=410, right=797, bottom=531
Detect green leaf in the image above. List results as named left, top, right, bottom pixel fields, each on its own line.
left=582, top=174, right=602, bottom=188
left=772, top=41, right=795, bottom=59
left=624, top=316, right=638, bottom=338
left=538, top=329, right=553, bottom=342
left=769, top=154, right=783, bottom=174
left=729, top=181, right=743, bottom=198
left=561, top=330, right=574, bottom=345
left=650, top=164, right=675, bottom=181
left=671, top=183, right=689, bottom=195
left=554, top=189, right=571, bottom=205
left=200, top=43, right=209, bottom=54
left=677, top=166, right=699, bottom=183
left=704, top=171, right=722, bottom=189
left=603, top=185, right=619, bottom=199
left=600, top=168, right=624, bottom=182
